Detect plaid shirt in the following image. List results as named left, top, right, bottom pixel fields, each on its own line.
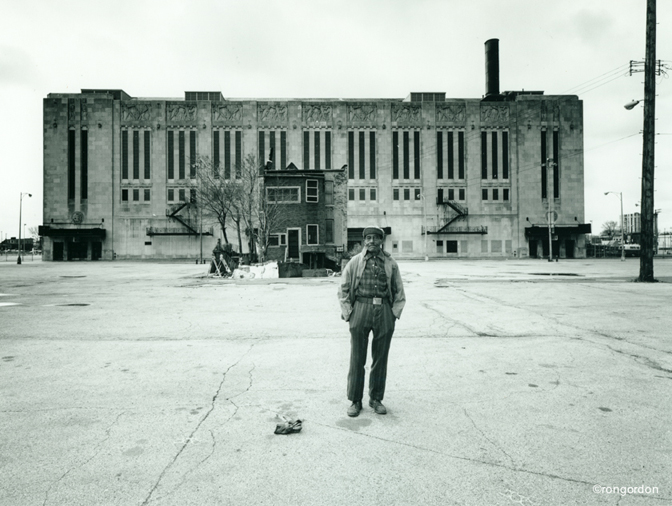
left=355, top=251, right=388, bottom=299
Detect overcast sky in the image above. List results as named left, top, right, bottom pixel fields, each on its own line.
left=1, top=0, right=670, bottom=246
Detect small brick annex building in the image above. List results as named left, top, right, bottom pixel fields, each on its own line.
left=40, top=40, right=590, bottom=262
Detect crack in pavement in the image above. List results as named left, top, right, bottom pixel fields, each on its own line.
left=462, top=407, right=516, bottom=467
left=42, top=411, right=125, bottom=506
left=445, top=284, right=672, bottom=372
left=312, top=420, right=672, bottom=501
left=140, top=344, right=255, bottom=506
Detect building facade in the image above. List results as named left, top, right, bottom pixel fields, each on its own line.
left=40, top=40, right=590, bottom=261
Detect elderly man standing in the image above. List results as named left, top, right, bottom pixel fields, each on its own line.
left=338, top=226, right=406, bottom=417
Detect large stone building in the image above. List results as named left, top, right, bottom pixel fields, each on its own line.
left=40, top=40, right=590, bottom=262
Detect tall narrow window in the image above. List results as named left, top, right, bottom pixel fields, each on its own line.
left=121, top=130, right=128, bottom=180
left=307, top=224, right=319, bottom=245
left=403, top=131, right=410, bottom=179
left=269, top=131, right=276, bottom=170
left=224, top=131, right=231, bottom=179
left=325, top=181, right=333, bottom=205
left=359, top=131, right=365, bottom=179
left=502, top=131, right=509, bottom=179
left=235, top=131, right=242, bottom=178
left=144, top=189, right=150, bottom=201
left=448, top=132, right=455, bottom=179
left=359, top=189, right=366, bottom=201
left=281, top=131, right=287, bottom=170
left=303, top=131, right=310, bottom=170
left=80, top=130, right=88, bottom=200
left=503, top=188, right=510, bottom=201
left=68, top=130, right=76, bottom=199
left=491, top=132, right=498, bottom=180
left=553, top=130, right=560, bottom=198
left=213, top=130, right=220, bottom=177
left=541, top=130, right=547, bottom=199
left=306, top=180, right=318, bottom=203
left=167, top=131, right=174, bottom=180
left=448, top=188, right=455, bottom=201
left=413, top=131, right=420, bottom=179
left=392, top=131, right=399, bottom=179
left=459, top=188, right=465, bottom=200
left=144, top=131, right=151, bottom=180
left=314, top=131, right=320, bottom=170
left=189, top=131, right=196, bottom=178
left=348, top=131, right=355, bottom=179
left=482, top=188, right=488, bottom=201
left=259, top=131, right=265, bottom=171
left=458, top=131, right=465, bottom=179
left=437, top=188, right=444, bottom=203
left=326, top=219, right=334, bottom=243
left=437, top=131, right=443, bottom=179
left=369, top=131, right=376, bottom=179
left=481, top=131, right=488, bottom=179
left=133, top=130, right=139, bottom=180
left=325, top=131, right=331, bottom=170
left=178, top=131, right=185, bottom=179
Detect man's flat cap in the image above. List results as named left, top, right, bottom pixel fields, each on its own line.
left=362, top=226, right=385, bottom=238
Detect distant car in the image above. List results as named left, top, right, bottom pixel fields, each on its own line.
left=620, top=244, right=641, bottom=257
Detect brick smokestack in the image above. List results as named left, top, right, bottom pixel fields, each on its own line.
left=485, top=39, right=500, bottom=98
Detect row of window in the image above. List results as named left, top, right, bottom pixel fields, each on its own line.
left=121, top=188, right=152, bottom=203
left=435, top=239, right=514, bottom=254
left=348, top=188, right=377, bottom=202
left=269, top=221, right=334, bottom=246
left=67, top=129, right=559, bottom=203
left=482, top=188, right=510, bottom=201
left=121, top=130, right=151, bottom=181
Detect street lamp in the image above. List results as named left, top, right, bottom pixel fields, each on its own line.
left=624, top=99, right=643, bottom=110
left=605, top=191, right=625, bottom=261
left=17, top=192, right=32, bottom=264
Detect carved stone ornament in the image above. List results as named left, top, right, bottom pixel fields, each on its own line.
left=391, top=103, right=421, bottom=125
left=436, top=103, right=466, bottom=124
left=68, top=100, right=76, bottom=122
left=258, top=103, right=288, bottom=124
left=480, top=104, right=510, bottom=124
left=121, top=102, right=151, bottom=123
left=302, top=104, right=332, bottom=125
left=348, top=104, right=377, bottom=124
left=213, top=103, right=242, bottom=123
left=80, top=103, right=88, bottom=124
left=167, top=103, right=198, bottom=124
left=71, top=211, right=84, bottom=225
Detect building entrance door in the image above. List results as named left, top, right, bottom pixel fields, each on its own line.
left=529, top=240, right=538, bottom=258
left=53, top=242, right=64, bottom=261
left=565, top=240, right=575, bottom=259
left=287, top=229, right=300, bottom=260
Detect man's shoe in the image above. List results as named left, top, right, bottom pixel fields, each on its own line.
left=347, top=401, right=362, bottom=417
left=369, top=399, right=387, bottom=415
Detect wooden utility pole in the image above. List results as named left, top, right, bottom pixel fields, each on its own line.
left=639, top=0, right=656, bottom=281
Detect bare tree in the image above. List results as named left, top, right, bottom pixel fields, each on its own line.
left=601, top=220, right=620, bottom=240
left=191, top=156, right=240, bottom=249
left=193, top=153, right=286, bottom=262
left=233, top=154, right=286, bottom=262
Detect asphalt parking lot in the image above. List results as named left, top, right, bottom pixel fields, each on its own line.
left=1, top=258, right=671, bottom=506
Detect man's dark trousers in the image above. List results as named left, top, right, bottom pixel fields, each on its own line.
left=347, top=299, right=396, bottom=402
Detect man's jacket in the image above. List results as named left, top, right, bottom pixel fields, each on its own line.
left=338, top=249, right=406, bottom=322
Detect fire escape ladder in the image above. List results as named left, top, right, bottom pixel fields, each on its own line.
left=167, top=203, right=198, bottom=235
left=434, top=199, right=468, bottom=233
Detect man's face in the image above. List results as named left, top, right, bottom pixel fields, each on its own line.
left=364, top=234, right=383, bottom=254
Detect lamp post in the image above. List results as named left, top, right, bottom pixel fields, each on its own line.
left=605, top=192, right=625, bottom=261
left=17, top=192, right=32, bottom=264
